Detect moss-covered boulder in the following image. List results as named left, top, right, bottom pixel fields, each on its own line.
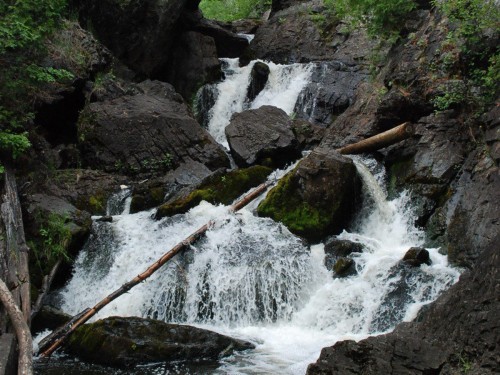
left=65, top=317, right=254, bottom=368
left=155, top=165, right=272, bottom=219
left=257, top=149, right=361, bottom=242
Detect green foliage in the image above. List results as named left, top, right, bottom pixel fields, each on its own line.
left=199, top=0, right=271, bottom=21
left=31, top=213, right=72, bottom=274
left=431, top=0, right=499, bottom=112
left=0, top=0, right=69, bottom=172
left=326, top=0, right=417, bottom=38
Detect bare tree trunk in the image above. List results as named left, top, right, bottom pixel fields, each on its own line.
left=1, top=169, right=31, bottom=324
left=38, top=181, right=272, bottom=358
left=0, top=279, right=33, bottom=375
left=336, top=122, right=414, bottom=155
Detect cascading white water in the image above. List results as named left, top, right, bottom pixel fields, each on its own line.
left=56, top=60, right=460, bottom=374
left=205, top=58, right=313, bottom=147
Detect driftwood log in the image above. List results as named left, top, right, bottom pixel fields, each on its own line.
left=31, top=259, right=62, bottom=321
left=0, top=279, right=33, bottom=375
left=337, top=122, right=414, bottom=155
left=38, top=181, right=272, bottom=358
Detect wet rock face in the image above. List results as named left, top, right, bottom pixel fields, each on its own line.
left=257, top=148, right=361, bottom=242
left=246, top=61, right=270, bottom=102
left=403, top=247, right=431, bottom=267
left=323, top=238, right=364, bottom=273
left=65, top=317, right=255, bottom=367
left=78, top=80, right=229, bottom=177
left=225, top=106, right=301, bottom=168
left=294, top=62, right=368, bottom=126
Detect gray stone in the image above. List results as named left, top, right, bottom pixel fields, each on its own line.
left=225, top=106, right=300, bottom=167
left=0, top=334, right=15, bottom=375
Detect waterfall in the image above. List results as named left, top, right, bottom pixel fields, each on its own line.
left=57, top=158, right=459, bottom=374
left=200, top=58, right=313, bottom=147
left=52, top=60, right=460, bottom=374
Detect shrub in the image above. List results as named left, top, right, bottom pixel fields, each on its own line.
left=0, top=0, right=70, bottom=172
left=199, top=0, right=271, bottom=21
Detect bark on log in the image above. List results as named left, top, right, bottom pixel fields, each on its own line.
left=1, top=169, right=31, bottom=324
left=38, top=181, right=272, bottom=358
left=336, top=122, right=414, bottom=155
left=0, top=279, right=33, bottom=375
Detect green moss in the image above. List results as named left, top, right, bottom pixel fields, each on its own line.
left=88, top=194, right=106, bottom=215
left=156, top=166, right=272, bottom=218
left=257, top=171, right=333, bottom=240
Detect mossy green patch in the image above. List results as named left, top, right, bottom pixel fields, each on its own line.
left=156, top=166, right=272, bottom=218
left=257, top=171, right=335, bottom=241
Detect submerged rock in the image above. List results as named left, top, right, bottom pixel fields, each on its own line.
left=325, top=238, right=362, bottom=277
left=225, top=106, right=301, bottom=167
left=65, top=317, right=255, bottom=367
left=257, top=148, right=361, bottom=241
left=155, top=165, right=272, bottom=219
left=246, top=61, right=270, bottom=102
left=403, top=247, right=431, bottom=267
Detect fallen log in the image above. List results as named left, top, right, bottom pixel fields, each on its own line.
left=336, top=122, right=414, bottom=155
left=0, top=279, right=33, bottom=375
left=38, top=181, right=272, bottom=358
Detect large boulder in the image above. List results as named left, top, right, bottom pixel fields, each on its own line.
left=225, top=106, right=301, bottom=167
left=155, top=165, right=272, bottom=219
left=166, top=31, right=222, bottom=100
left=78, top=80, right=229, bottom=176
left=65, top=317, right=255, bottom=367
left=74, top=0, right=189, bottom=78
left=257, top=148, right=361, bottom=241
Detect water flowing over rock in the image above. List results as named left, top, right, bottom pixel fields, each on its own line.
left=64, top=317, right=255, bottom=367
left=225, top=106, right=301, bottom=167
left=77, top=80, right=229, bottom=176
left=257, top=148, right=361, bottom=241
left=307, top=235, right=500, bottom=374
left=294, top=61, right=368, bottom=126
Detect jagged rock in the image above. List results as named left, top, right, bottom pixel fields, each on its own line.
left=225, top=106, right=300, bottom=167
left=78, top=80, right=229, bottom=176
left=242, top=1, right=375, bottom=65
left=257, top=148, right=361, bottom=241
left=167, top=31, right=222, bottom=100
left=65, top=316, right=255, bottom=367
left=247, top=61, right=270, bottom=102
left=155, top=166, right=272, bottom=219
left=324, top=238, right=364, bottom=271
left=291, top=119, right=325, bottom=149
left=403, top=247, right=431, bottom=267
left=294, top=61, right=368, bottom=126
